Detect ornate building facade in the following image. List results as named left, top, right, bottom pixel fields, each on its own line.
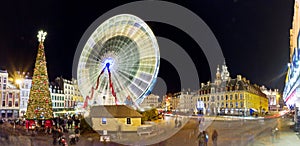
left=0, top=70, right=20, bottom=118
left=260, top=86, right=281, bottom=111
left=196, top=63, right=268, bottom=116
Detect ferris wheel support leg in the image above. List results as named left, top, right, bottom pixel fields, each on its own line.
left=107, top=64, right=118, bottom=105
left=83, top=66, right=106, bottom=108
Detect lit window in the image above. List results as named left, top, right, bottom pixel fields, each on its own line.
left=102, top=118, right=107, bottom=124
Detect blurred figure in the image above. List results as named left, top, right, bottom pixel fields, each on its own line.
left=198, top=131, right=205, bottom=146
left=67, top=117, right=73, bottom=129
left=275, top=128, right=280, bottom=139
left=212, top=130, right=218, bottom=146
left=203, top=131, right=209, bottom=146
left=52, top=127, right=58, bottom=145
left=271, top=128, right=276, bottom=143
left=74, top=126, right=80, bottom=142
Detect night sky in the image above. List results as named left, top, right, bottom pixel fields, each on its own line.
left=0, top=0, right=294, bottom=94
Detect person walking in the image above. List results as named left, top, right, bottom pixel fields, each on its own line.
left=203, top=131, right=209, bottom=146
left=271, top=128, right=276, bottom=143
left=175, top=117, right=178, bottom=128
left=212, top=130, right=218, bottom=146
left=52, top=127, right=58, bottom=145
left=74, top=126, right=80, bottom=142
left=198, top=131, right=205, bottom=146
left=67, top=117, right=73, bottom=129
left=74, top=118, right=80, bottom=128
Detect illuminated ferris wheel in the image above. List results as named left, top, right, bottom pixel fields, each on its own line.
left=77, top=14, right=160, bottom=108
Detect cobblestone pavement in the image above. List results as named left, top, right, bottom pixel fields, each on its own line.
left=1, top=116, right=300, bottom=146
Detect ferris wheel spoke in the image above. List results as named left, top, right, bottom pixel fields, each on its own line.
left=77, top=14, right=159, bottom=107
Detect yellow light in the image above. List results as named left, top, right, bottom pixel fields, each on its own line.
left=15, top=79, right=22, bottom=85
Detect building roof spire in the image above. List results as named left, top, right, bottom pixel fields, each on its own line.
left=221, top=59, right=230, bottom=81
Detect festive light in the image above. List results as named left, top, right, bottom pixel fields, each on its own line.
left=37, top=30, right=47, bottom=43
left=26, top=30, right=53, bottom=120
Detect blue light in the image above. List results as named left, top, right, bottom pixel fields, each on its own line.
left=103, top=58, right=114, bottom=68
left=106, top=62, right=110, bottom=68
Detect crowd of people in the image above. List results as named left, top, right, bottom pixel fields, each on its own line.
left=0, top=114, right=82, bottom=145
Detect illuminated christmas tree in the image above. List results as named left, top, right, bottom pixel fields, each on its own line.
left=26, top=30, right=53, bottom=120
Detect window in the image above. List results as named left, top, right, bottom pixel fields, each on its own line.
left=236, top=102, right=238, bottom=108
left=225, top=95, right=228, bottom=100
left=221, top=96, right=224, bottom=100
left=126, top=118, right=131, bottom=124
left=217, top=96, right=219, bottom=100
left=240, top=102, right=244, bottom=107
left=102, top=118, right=107, bottom=124
left=8, top=101, right=12, bottom=107
left=2, top=101, right=5, bottom=106
left=240, top=94, right=243, bottom=100
left=15, top=101, right=18, bottom=107
left=235, top=94, right=238, bottom=100
left=230, top=95, right=233, bottom=100
left=3, top=77, right=7, bottom=83
left=207, top=97, right=209, bottom=101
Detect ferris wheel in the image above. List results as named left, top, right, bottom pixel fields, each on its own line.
left=77, top=14, right=160, bottom=108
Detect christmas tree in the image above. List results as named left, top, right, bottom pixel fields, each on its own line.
left=26, top=30, right=53, bottom=120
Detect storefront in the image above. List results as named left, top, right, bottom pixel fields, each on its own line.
left=0, top=109, right=19, bottom=118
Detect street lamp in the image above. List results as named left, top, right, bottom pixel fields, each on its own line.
left=15, top=78, right=23, bottom=88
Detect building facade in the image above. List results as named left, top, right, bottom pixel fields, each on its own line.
left=176, top=89, right=197, bottom=114
left=140, top=94, right=159, bottom=109
left=196, top=63, right=268, bottom=116
left=19, top=77, right=32, bottom=117
left=260, top=86, right=281, bottom=111
left=0, top=70, right=20, bottom=118
left=283, top=0, right=300, bottom=110
left=52, top=77, right=84, bottom=110
left=49, top=85, right=65, bottom=112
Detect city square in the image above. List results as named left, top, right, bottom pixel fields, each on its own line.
left=1, top=0, right=300, bottom=146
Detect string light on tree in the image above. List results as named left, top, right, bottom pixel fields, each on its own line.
left=26, top=30, right=53, bottom=120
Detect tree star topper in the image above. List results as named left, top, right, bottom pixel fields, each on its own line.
left=37, top=30, right=47, bottom=43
